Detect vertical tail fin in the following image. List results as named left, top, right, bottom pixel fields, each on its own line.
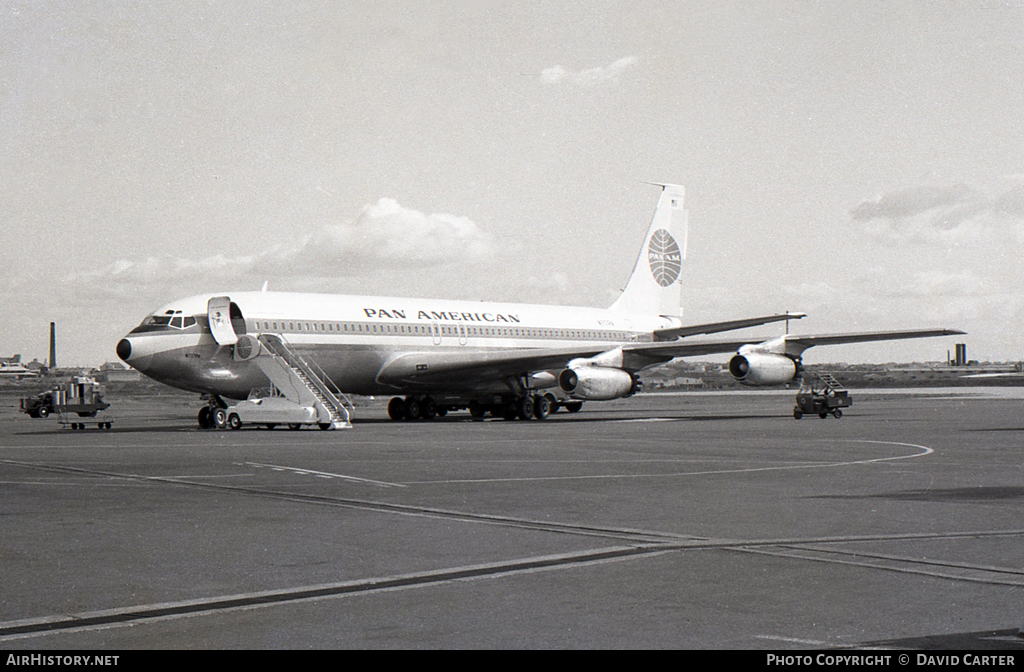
left=609, top=183, right=687, bottom=317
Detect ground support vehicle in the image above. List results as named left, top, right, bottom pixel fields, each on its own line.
left=202, top=391, right=327, bottom=431
left=58, top=409, right=115, bottom=430
left=793, top=372, right=851, bottom=420
left=20, top=377, right=114, bottom=429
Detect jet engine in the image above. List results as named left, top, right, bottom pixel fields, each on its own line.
left=558, top=366, right=638, bottom=400
left=233, top=334, right=263, bottom=361
left=728, top=352, right=798, bottom=386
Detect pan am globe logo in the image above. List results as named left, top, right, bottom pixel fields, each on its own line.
left=647, top=229, right=681, bottom=287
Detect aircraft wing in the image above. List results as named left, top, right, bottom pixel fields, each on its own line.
left=374, top=328, right=965, bottom=389
left=653, top=312, right=806, bottom=340
left=375, top=346, right=612, bottom=389
left=631, top=328, right=966, bottom=359
left=375, top=336, right=785, bottom=387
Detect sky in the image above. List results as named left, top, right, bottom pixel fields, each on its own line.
left=2, top=1, right=1023, bottom=367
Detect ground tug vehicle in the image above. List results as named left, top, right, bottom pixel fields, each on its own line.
left=20, top=377, right=114, bottom=429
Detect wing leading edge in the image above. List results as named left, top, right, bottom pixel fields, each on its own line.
left=374, top=327, right=966, bottom=389
left=653, top=312, right=806, bottom=340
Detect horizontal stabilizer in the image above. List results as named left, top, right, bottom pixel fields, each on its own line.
left=654, top=312, right=806, bottom=340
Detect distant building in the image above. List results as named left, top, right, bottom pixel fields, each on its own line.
left=0, top=354, right=39, bottom=379
left=95, top=361, right=141, bottom=382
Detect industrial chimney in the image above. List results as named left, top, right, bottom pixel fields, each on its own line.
left=49, top=322, right=56, bottom=370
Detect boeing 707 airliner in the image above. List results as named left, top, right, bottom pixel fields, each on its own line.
left=116, top=183, right=963, bottom=428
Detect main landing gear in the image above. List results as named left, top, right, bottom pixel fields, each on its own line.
left=387, top=394, right=583, bottom=422
left=197, top=404, right=227, bottom=430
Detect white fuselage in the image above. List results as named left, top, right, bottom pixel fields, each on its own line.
left=118, top=290, right=678, bottom=400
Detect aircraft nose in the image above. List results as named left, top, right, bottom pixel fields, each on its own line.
left=116, top=336, right=154, bottom=371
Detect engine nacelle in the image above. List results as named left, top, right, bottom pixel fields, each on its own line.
left=558, top=366, right=637, bottom=400
left=233, top=334, right=263, bottom=361
left=728, top=352, right=798, bottom=386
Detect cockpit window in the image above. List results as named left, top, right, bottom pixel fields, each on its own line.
left=140, top=310, right=196, bottom=330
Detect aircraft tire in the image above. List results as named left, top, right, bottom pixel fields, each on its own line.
left=421, top=397, right=437, bottom=420
left=468, top=401, right=485, bottom=419
left=501, top=398, right=518, bottom=421
left=517, top=396, right=534, bottom=421
left=212, top=408, right=228, bottom=429
left=198, top=407, right=213, bottom=429
left=533, top=395, right=550, bottom=419
left=404, top=398, right=421, bottom=421
left=388, top=397, right=407, bottom=421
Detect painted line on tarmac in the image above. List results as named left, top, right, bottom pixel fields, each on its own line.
left=755, top=635, right=831, bottom=646
left=4, top=528, right=1022, bottom=641
left=0, top=545, right=667, bottom=641
left=403, top=440, right=935, bottom=484
left=0, top=458, right=679, bottom=544
left=244, top=461, right=407, bottom=488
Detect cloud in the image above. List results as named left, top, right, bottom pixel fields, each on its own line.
left=850, top=182, right=1024, bottom=246
left=850, top=184, right=976, bottom=221
left=66, top=198, right=496, bottom=297
left=293, top=197, right=496, bottom=274
left=540, top=56, right=639, bottom=86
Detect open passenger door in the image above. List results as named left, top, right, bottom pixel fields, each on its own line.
left=207, top=296, right=239, bottom=346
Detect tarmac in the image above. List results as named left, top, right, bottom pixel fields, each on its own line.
left=0, top=387, right=1022, bottom=649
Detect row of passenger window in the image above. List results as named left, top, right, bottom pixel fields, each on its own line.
left=251, top=320, right=632, bottom=342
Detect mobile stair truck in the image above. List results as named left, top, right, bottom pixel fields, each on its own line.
left=793, top=372, right=851, bottom=420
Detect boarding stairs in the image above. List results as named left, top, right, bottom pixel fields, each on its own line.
left=255, top=334, right=353, bottom=429
left=812, top=371, right=846, bottom=393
